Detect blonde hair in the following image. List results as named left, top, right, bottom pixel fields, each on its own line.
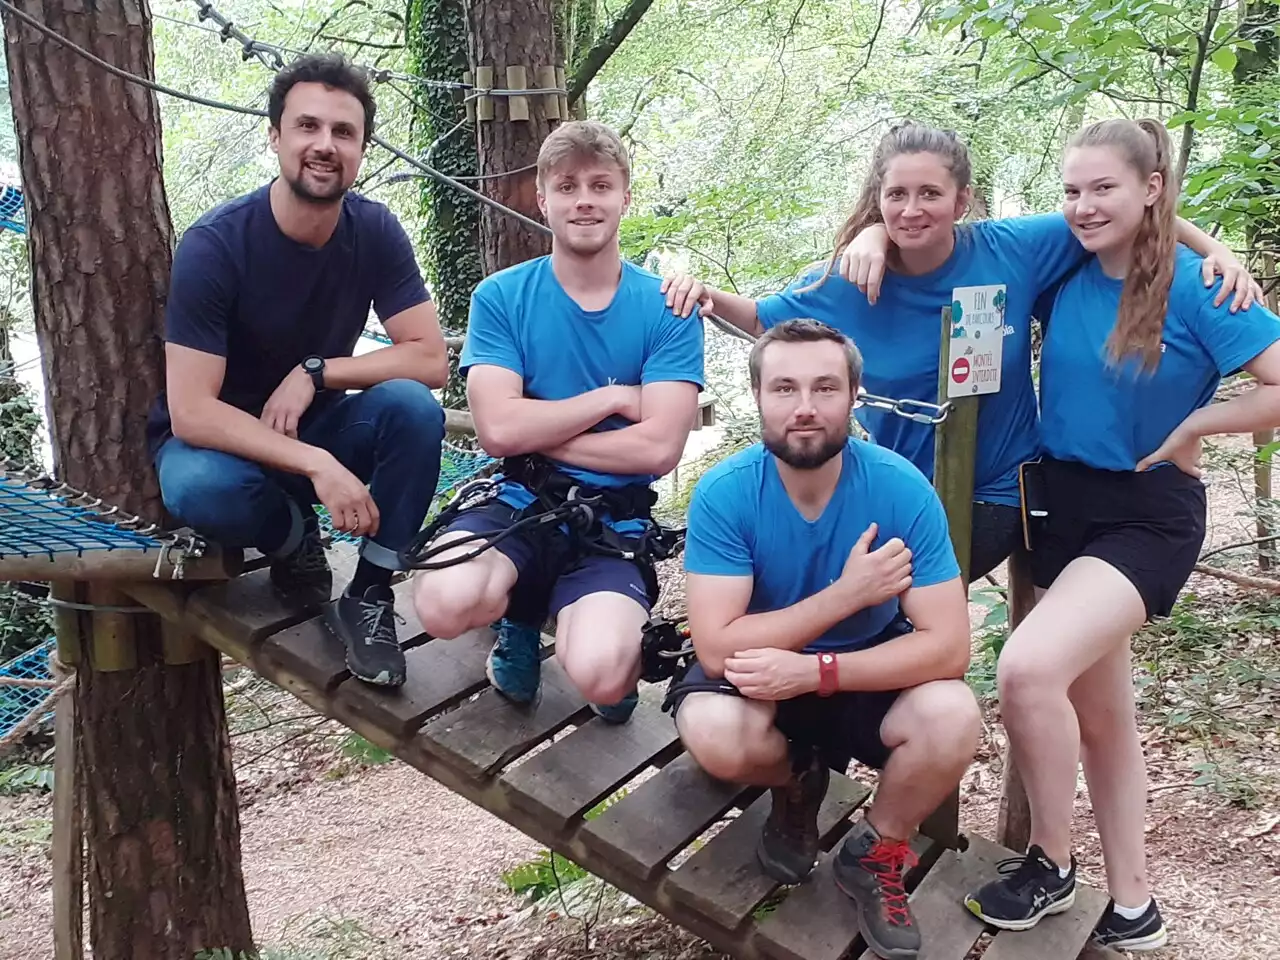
left=536, top=120, right=631, bottom=188
left=805, top=122, right=972, bottom=291
left=1068, top=118, right=1177, bottom=372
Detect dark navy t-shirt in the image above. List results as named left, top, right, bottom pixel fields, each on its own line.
left=146, top=183, right=431, bottom=455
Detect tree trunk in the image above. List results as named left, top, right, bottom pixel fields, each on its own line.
left=408, top=0, right=483, bottom=410
left=556, top=0, right=596, bottom=118
left=2, top=2, right=254, bottom=957
left=469, top=0, right=557, bottom=273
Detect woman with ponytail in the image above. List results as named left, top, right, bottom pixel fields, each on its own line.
left=662, top=121, right=1258, bottom=581
left=962, top=119, right=1280, bottom=952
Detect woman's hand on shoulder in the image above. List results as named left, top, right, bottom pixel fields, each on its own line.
left=1200, top=247, right=1264, bottom=314
left=839, top=223, right=891, bottom=305
left=661, top=273, right=716, bottom=319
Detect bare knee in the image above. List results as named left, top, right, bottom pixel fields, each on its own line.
left=677, top=696, right=774, bottom=782
left=888, top=680, right=982, bottom=763
left=556, top=595, right=645, bottom=704
left=996, top=642, right=1061, bottom=713
left=413, top=542, right=514, bottom=639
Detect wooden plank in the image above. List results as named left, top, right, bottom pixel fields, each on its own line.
left=0, top=545, right=236, bottom=581
left=498, top=687, right=681, bottom=830
left=664, top=773, right=872, bottom=931
left=419, top=655, right=587, bottom=778
left=335, top=626, right=495, bottom=738
left=50, top=660, right=82, bottom=960
left=981, top=878, right=1111, bottom=960
left=755, top=835, right=937, bottom=960
left=256, top=616, right=350, bottom=697
left=997, top=547, right=1036, bottom=852
left=850, top=833, right=1007, bottom=960
left=186, top=544, right=358, bottom=661
left=87, top=584, right=136, bottom=672
left=580, top=752, right=750, bottom=880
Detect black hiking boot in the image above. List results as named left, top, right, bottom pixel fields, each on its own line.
left=269, top=515, right=332, bottom=604
left=756, top=749, right=828, bottom=884
left=1092, top=898, right=1169, bottom=952
left=832, top=817, right=921, bottom=960
left=964, top=844, right=1076, bottom=931
left=326, top=583, right=406, bottom=688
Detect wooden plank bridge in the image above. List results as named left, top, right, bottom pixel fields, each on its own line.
left=119, top=542, right=1115, bottom=960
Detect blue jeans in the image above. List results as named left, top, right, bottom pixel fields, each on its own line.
left=155, top=380, right=445, bottom=571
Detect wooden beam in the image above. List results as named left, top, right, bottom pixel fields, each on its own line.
left=0, top=544, right=240, bottom=582
left=444, top=407, right=476, bottom=436
left=996, top=546, right=1037, bottom=853
left=50, top=658, right=83, bottom=960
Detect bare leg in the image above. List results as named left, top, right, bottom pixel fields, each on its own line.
left=676, top=692, right=790, bottom=787
left=1070, top=640, right=1149, bottom=906
left=412, top=530, right=519, bottom=639
left=555, top=591, right=648, bottom=706
left=868, top=679, right=981, bottom=840
left=997, top=557, right=1146, bottom=866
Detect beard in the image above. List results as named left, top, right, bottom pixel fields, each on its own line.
left=284, top=162, right=348, bottom=205
left=763, top=420, right=849, bottom=470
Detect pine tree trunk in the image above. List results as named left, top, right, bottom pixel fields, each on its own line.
left=469, top=0, right=557, bottom=273
left=2, top=2, right=254, bottom=957
left=407, top=0, right=483, bottom=410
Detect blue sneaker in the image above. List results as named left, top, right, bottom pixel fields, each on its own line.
left=486, top=618, right=542, bottom=704
left=590, top=687, right=639, bottom=725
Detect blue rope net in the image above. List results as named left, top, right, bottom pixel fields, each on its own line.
left=0, top=474, right=169, bottom=559
left=317, top=440, right=495, bottom=544
left=0, top=184, right=25, bottom=235
left=0, top=639, right=54, bottom=742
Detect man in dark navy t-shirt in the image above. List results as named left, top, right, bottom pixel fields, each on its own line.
left=148, top=53, right=449, bottom=688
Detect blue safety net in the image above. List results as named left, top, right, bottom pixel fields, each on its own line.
left=0, top=475, right=168, bottom=559
left=0, top=639, right=54, bottom=742
left=317, top=440, right=495, bottom=544
left=0, top=185, right=25, bottom=235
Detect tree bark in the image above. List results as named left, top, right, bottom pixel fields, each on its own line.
left=2, top=2, right=254, bottom=957
left=469, top=0, right=557, bottom=273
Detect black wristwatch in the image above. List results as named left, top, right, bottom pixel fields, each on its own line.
left=301, top=355, right=326, bottom=392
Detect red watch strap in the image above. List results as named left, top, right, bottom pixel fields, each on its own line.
left=817, top=652, right=839, bottom=697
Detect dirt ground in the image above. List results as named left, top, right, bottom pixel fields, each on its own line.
left=1, top=436, right=1278, bottom=959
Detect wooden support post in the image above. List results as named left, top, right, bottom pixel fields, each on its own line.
left=463, top=70, right=476, bottom=122
left=505, top=65, right=529, bottom=121
left=537, top=65, right=560, bottom=119
left=555, top=65, right=568, bottom=121
left=995, top=546, right=1036, bottom=853
left=86, top=584, right=137, bottom=672
left=160, top=617, right=207, bottom=666
left=923, top=305, right=981, bottom=849
left=51, top=581, right=82, bottom=666
left=1254, top=428, right=1273, bottom=570
left=475, top=65, right=495, bottom=121
left=50, top=657, right=83, bottom=960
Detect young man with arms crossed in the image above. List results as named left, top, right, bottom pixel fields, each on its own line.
left=149, top=54, right=449, bottom=688
left=668, top=320, right=979, bottom=960
left=412, top=121, right=704, bottom=722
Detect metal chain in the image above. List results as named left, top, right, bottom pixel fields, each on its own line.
left=856, top=391, right=953, bottom=426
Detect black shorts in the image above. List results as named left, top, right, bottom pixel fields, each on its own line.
left=1029, top=457, right=1207, bottom=619
left=970, top=501, right=1022, bottom=580
left=441, top=499, right=654, bottom=625
left=664, top=616, right=913, bottom=771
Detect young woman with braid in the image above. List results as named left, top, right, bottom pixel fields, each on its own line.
left=962, top=119, right=1280, bottom=951
left=663, top=122, right=1260, bottom=581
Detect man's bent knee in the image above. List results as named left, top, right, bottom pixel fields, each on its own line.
left=413, top=532, right=517, bottom=638
left=556, top=593, right=645, bottom=704
left=885, top=679, right=981, bottom=763
left=363, top=379, right=445, bottom=437
left=677, top=694, right=778, bottom=783
left=156, top=440, right=282, bottom=538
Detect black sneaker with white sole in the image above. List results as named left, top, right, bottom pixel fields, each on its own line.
left=326, top=584, right=406, bottom=688
left=1092, top=898, right=1169, bottom=952
left=964, top=844, right=1076, bottom=931
left=269, top=516, right=332, bottom=604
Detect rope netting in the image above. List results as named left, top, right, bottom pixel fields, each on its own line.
left=0, top=472, right=174, bottom=559
left=0, top=638, right=55, bottom=746
left=0, top=184, right=24, bottom=236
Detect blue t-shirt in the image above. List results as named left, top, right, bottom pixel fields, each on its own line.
left=146, top=183, right=430, bottom=455
left=461, top=256, right=705, bottom=529
left=684, top=438, right=960, bottom=652
left=1041, top=245, right=1280, bottom=471
left=756, top=214, right=1087, bottom=506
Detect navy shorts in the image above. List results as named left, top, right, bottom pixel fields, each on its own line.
left=441, top=499, right=654, bottom=625
left=664, top=615, right=913, bottom=771
left=1029, top=457, right=1207, bottom=619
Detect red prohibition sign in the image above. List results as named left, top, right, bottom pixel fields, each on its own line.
left=951, top=357, right=970, bottom=383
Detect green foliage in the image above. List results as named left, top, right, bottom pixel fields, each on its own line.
left=0, top=582, right=52, bottom=663
left=0, top=760, right=54, bottom=795
left=965, top=584, right=1010, bottom=700
left=337, top=733, right=394, bottom=766
left=501, top=786, right=626, bottom=901
left=0, top=378, right=41, bottom=466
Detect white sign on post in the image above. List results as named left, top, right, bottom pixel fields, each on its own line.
left=946, top=284, right=1007, bottom=399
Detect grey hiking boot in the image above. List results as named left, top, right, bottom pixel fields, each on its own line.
left=833, top=817, right=921, bottom=960
left=757, top=750, right=829, bottom=884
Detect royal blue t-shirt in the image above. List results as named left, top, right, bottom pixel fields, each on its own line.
left=1041, top=245, right=1280, bottom=471
left=146, top=183, right=431, bottom=455
left=756, top=214, right=1087, bottom=506
left=684, top=438, right=960, bottom=652
left=461, top=256, right=705, bottom=529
